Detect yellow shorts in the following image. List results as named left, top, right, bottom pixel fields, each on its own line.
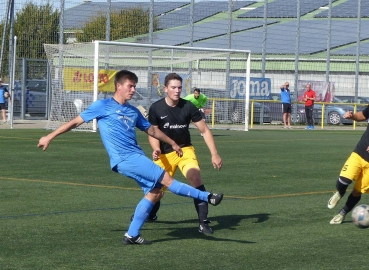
left=154, top=146, right=200, bottom=178
left=340, top=152, right=369, bottom=194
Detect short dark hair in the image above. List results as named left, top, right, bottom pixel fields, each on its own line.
left=114, top=70, right=138, bottom=91
left=164, top=73, right=182, bottom=87
left=193, top=88, right=200, bottom=94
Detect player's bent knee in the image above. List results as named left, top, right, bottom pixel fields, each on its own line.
left=146, top=188, right=164, bottom=202
left=338, top=176, right=352, bottom=185
left=160, top=171, right=173, bottom=187
left=352, top=188, right=362, bottom=197
left=336, top=176, right=352, bottom=192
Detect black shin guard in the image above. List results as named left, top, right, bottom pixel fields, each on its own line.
left=336, top=176, right=352, bottom=196
left=193, top=184, right=209, bottom=222
left=148, top=200, right=160, bottom=219
left=342, top=193, right=361, bottom=215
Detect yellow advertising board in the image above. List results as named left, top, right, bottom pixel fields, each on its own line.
left=63, top=68, right=117, bottom=92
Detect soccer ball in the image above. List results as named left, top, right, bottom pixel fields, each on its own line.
left=3, top=92, right=9, bottom=99
left=351, top=204, right=369, bottom=229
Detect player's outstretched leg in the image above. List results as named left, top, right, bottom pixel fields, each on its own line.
left=166, top=179, right=223, bottom=206
left=131, top=200, right=159, bottom=222
left=327, top=177, right=352, bottom=209
left=123, top=198, right=154, bottom=245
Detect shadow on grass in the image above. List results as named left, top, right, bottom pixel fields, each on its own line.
left=114, top=214, right=270, bottom=244
left=154, top=214, right=269, bottom=244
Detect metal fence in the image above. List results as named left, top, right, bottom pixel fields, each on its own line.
left=1, top=0, right=368, bottom=121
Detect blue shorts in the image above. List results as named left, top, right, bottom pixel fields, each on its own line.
left=113, top=153, right=165, bottom=195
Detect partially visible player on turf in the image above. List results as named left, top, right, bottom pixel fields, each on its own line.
left=37, top=70, right=224, bottom=245
left=184, top=87, right=208, bottom=120
left=327, top=107, right=369, bottom=224
left=0, top=79, right=10, bottom=124
left=132, top=72, right=222, bottom=235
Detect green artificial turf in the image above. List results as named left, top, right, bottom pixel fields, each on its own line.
left=0, top=128, right=368, bottom=269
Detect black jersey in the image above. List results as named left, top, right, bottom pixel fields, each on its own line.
left=149, top=98, right=203, bottom=154
left=354, top=105, right=369, bottom=161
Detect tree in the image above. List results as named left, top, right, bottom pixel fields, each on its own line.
left=77, top=7, right=158, bottom=42
left=14, top=2, right=59, bottom=59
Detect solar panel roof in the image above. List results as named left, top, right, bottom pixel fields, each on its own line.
left=238, top=0, right=338, bottom=18
left=331, top=42, right=369, bottom=55
left=64, top=2, right=189, bottom=29
left=192, top=20, right=369, bottom=54
left=315, top=0, right=369, bottom=18
left=133, top=19, right=277, bottom=46
left=158, top=1, right=255, bottom=29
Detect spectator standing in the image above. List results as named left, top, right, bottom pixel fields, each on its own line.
left=280, top=82, right=292, bottom=129
left=303, top=83, right=316, bottom=130
left=0, top=79, right=9, bottom=124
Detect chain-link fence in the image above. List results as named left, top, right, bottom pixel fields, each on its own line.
left=0, top=0, right=368, bottom=122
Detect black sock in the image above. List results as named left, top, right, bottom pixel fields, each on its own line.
left=336, top=177, right=352, bottom=196
left=341, top=193, right=361, bottom=215
left=193, top=184, right=208, bottom=223
left=148, top=200, right=160, bottom=219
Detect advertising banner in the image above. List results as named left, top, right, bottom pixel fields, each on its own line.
left=229, top=77, right=271, bottom=100
left=297, top=80, right=335, bottom=103
left=63, top=68, right=117, bottom=92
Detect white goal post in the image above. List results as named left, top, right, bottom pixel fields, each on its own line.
left=44, top=41, right=251, bottom=131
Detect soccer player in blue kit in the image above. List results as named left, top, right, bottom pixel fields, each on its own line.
left=37, top=70, right=224, bottom=245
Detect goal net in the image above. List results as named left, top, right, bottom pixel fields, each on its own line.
left=44, top=41, right=251, bottom=131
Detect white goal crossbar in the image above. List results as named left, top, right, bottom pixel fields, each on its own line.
left=44, top=41, right=251, bottom=131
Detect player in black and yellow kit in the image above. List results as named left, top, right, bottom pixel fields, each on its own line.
left=328, top=106, right=369, bottom=224
left=137, top=73, right=222, bottom=234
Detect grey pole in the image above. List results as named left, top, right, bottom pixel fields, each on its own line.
left=9, top=36, right=16, bottom=129
left=21, top=58, right=26, bottom=119
left=187, top=0, right=195, bottom=92
left=8, top=0, right=14, bottom=84
left=104, top=0, right=111, bottom=70
left=293, top=0, right=301, bottom=124
left=225, top=0, right=232, bottom=93
left=325, top=0, right=332, bottom=83
left=0, top=0, right=12, bottom=76
left=147, top=0, right=154, bottom=102
left=57, top=0, right=65, bottom=120
left=354, top=0, right=361, bottom=102
left=106, top=0, right=111, bottom=42
left=261, top=0, right=268, bottom=78
left=189, top=0, right=194, bottom=47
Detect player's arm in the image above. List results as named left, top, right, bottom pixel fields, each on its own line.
left=344, top=111, right=367, bottom=121
left=200, top=95, right=208, bottom=108
left=183, top=94, right=191, bottom=101
left=303, top=92, right=308, bottom=102
left=193, top=120, right=222, bottom=170
left=145, top=125, right=182, bottom=157
left=5, top=89, right=11, bottom=101
left=37, top=116, right=85, bottom=151
left=147, top=126, right=162, bottom=160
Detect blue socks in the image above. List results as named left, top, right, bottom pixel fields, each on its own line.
left=167, top=179, right=209, bottom=202
left=128, top=198, right=154, bottom=237
left=127, top=180, right=210, bottom=237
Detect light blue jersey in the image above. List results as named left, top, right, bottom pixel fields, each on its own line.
left=0, top=86, right=8, bottom=103
left=80, top=98, right=151, bottom=169
left=280, top=88, right=291, bottom=104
